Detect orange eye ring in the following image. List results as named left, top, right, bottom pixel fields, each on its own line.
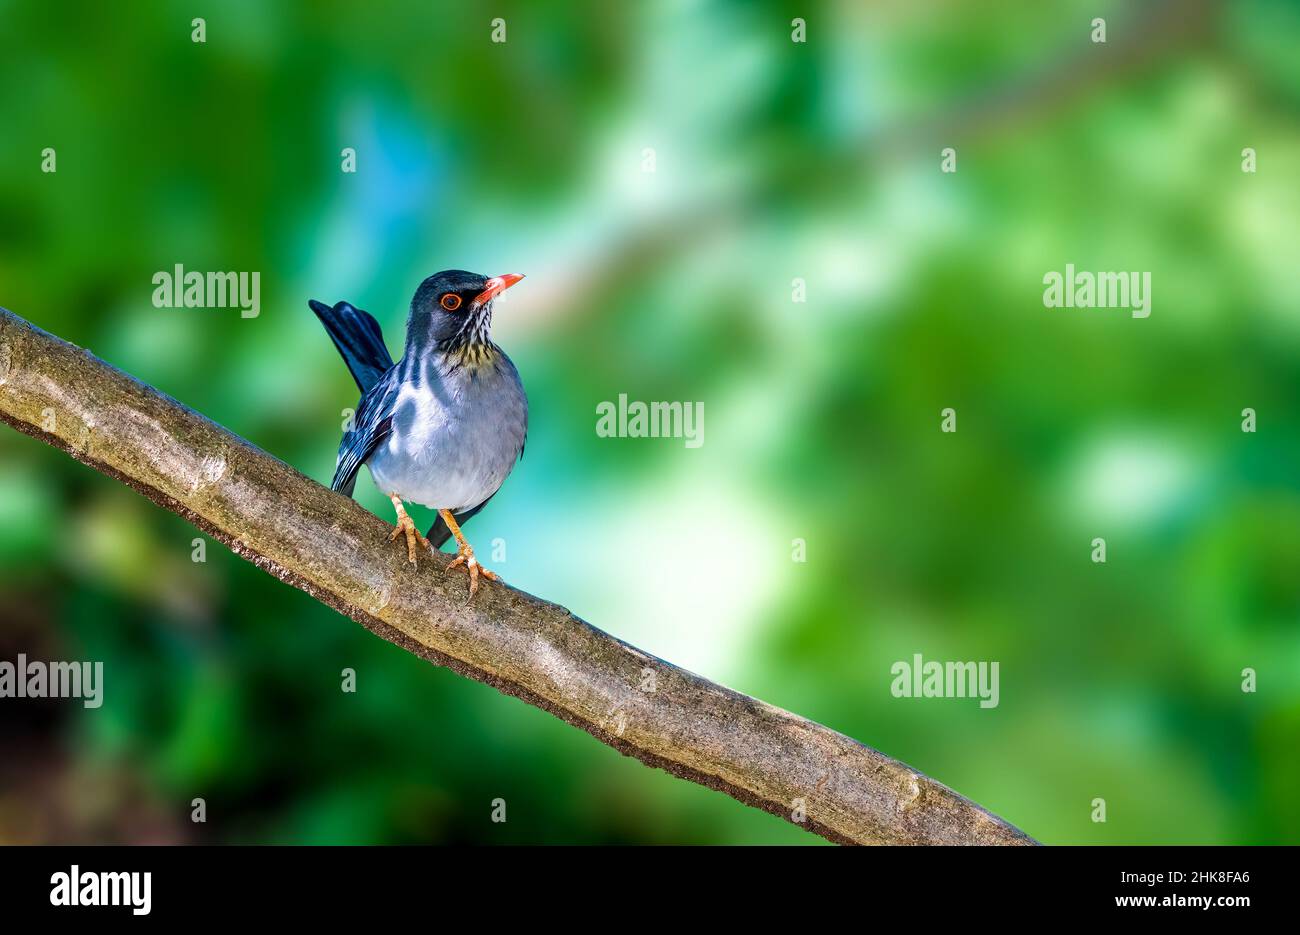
left=440, top=293, right=462, bottom=311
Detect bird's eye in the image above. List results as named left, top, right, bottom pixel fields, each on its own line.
left=440, top=293, right=462, bottom=311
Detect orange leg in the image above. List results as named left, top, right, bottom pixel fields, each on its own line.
left=440, top=508, right=499, bottom=599
left=389, top=493, right=430, bottom=566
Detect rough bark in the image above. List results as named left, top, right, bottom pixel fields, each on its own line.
left=0, top=306, right=1035, bottom=845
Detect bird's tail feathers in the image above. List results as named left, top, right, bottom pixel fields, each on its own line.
left=309, top=299, right=395, bottom=393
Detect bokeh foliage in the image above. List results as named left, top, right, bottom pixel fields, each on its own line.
left=1, top=0, right=1298, bottom=843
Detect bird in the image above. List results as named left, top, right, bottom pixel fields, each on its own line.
left=309, top=270, right=528, bottom=598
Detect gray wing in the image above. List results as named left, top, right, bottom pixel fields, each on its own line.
left=332, top=372, right=396, bottom=496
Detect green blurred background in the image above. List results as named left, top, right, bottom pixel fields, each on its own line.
left=2, top=0, right=1298, bottom=844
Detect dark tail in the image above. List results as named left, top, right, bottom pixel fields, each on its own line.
left=309, top=299, right=395, bottom=393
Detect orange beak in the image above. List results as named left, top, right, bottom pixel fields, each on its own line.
left=474, top=273, right=525, bottom=305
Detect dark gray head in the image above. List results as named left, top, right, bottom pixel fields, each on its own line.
left=408, top=269, right=525, bottom=351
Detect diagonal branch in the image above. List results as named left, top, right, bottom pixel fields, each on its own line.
left=0, top=306, right=1034, bottom=846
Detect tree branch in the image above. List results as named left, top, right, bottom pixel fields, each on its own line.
left=0, top=306, right=1034, bottom=845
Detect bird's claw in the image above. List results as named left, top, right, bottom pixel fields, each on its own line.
left=390, top=509, right=430, bottom=566
left=447, top=545, right=499, bottom=600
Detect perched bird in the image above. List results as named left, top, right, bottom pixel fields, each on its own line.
left=309, top=270, right=528, bottom=598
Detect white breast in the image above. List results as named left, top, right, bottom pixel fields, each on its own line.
left=366, top=353, right=526, bottom=513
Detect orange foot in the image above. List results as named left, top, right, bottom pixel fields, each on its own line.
left=439, top=508, right=500, bottom=600
left=389, top=494, right=430, bottom=566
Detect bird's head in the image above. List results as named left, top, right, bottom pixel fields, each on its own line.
left=410, top=269, right=525, bottom=351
